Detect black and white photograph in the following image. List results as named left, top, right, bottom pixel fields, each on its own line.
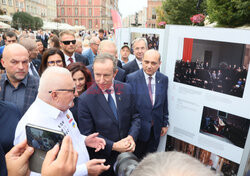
left=174, top=39, right=249, bottom=98
left=166, top=135, right=240, bottom=176
left=200, top=106, right=250, bottom=149
left=131, top=32, right=160, bottom=51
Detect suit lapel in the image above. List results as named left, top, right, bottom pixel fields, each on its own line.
left=95, top=85, right=119, bottom=125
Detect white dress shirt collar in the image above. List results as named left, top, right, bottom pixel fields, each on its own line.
left=135, top=58, right=143, bottom=69
left=64, top=52, right=76, bottom=66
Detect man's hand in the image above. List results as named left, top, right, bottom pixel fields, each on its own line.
left=112, top=135, right=135, bottom=153
left=85, top=133, right=106, bottom=152
left=124, top=135, right=135, bottom=152
left=5, top=139, right=34, bottom=176
left=41, top=136, right=78, bottom=176
left=86, top=159, right=110, bottom=176
left=160, top=127, right=168, bottom=136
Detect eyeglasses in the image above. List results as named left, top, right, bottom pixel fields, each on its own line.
left=61, top=40, right=76, bottom=45
left=47, top=60, right=63, bottom=65
left=48, top=87, right=76, bottom=93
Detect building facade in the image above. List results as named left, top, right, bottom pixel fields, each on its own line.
left=146, top=0, right=162, bottom=28
left=0, top=0, right=56, bottom=21
left=56, top=0, right=118, bottom=30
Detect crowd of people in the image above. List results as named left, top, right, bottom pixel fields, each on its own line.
left=174, top=60, right=248, bottom=97
left=0, top=28, right=216, bottom=176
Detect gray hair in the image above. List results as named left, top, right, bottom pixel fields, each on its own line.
left=132, top=37, right=148, bottom=50
left=131, top=151, right=215, bottom=176
left=89, top=36, right=100, bottom=45
left=94, top=53, right=117, bottom=73
left=19, top=38, right=37, bottom=51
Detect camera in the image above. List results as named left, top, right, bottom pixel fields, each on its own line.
left=115, top=152, right=139, bottom=176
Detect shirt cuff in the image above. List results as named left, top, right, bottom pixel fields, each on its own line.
left=75, top=163, right=88, bottom=176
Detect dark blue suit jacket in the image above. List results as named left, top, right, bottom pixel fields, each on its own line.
left=87, top=64, right=126, bottom=82
left=126, top=69, right=169, bottom=142
left=123, top=59, right=139, bottom=75
left=78, top=81, right=140, bottom=160
left=75, top=52, right=89, bottom=66
left=0, top=73, right=39, bottom=115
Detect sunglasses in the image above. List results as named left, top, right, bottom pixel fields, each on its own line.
left=61, top=40, right=76, bottom=45
left=48, top=87, right=76, bottom=93
left=47, top=60, right=63, bottom=65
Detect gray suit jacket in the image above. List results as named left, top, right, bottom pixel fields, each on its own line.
left=0, top=73, right=39, bottom=115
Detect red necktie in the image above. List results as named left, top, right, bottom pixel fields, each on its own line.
left=68, top=57, right=73, bottom=63
left=148, top=76, right=153, bottom=106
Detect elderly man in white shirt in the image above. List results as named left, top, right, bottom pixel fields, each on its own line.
left=14, top=66, right=110, bottom=176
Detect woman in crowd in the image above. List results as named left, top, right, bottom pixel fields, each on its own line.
left=67, top=62, right=92, bottom=123
left=48, top=35, right=60, bottom=49
left=39, top=48, right=66, bottom=75
left=36, top=39, right=44, bottom=61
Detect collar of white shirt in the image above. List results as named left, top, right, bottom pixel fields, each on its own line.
left=64, top=53, right=76, bottom=62
left=143, top=71, right=156, bottom=82
left=135, top=58, right=142, bottom=69
left=36, top=97, right=65, bottom=120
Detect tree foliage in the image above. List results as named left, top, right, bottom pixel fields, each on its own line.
left=162, top=0, right=206, bottom=25
left=33, top=17, right=43, bottom=29
left=12, top=12, right=43, bottom=30
left=207, top=0, right=250, bottom=27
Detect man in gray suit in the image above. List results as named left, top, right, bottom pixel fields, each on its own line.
left=0, top=43, right=39, bottom=115
left=59, top=30, right=89, bottom=66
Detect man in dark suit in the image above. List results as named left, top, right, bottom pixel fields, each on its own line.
left=36, top=30, right=49, bottom=49
left=78, top=53, right=140, bottom=176
left=123, top=37, right=148, bottom=75
left=0, top=43, right=39, bottom=116
left=126, top=49, right=169, bottom=159
left=87, top=40, right=126, bottom=82
left=59, top=30, right=89, bottom=66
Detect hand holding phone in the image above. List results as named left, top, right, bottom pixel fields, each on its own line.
left=25, top=124, right=65, bottom=173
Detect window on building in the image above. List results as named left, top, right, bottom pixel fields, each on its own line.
left=88, top=0, right=92, bottom=5
left=61, top=0, right=64, bottom=5
left=8, top=0, right=13, bottom=6
left=88, top=19, right=92, bottom=29
left=75, top=8, right=78, bottom=16
left=152, top=24, right=155, bottom=28
left=61, top=8, right=64, bottom=16
left=75, top=0, right=77, bottom=5
left=75, top=19, right=79, bottom=25
left=20, top=2, right=23, bottom=8
left=152, top=8, right=156, bottom=19
left=2, top=0, right=7, bottom=5
left=61, top=19, right=65, bottom=23
left=88, top=8, right=92, bottom=16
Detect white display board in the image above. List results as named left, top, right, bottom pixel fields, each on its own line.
left=163, top=25, right=250, bottom=175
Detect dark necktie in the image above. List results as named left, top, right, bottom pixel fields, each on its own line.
left=68, top=57, right=73, bottom=63
left=105, top=89, right=118, bottom=120
left=148, top=76, right=153, bottom=106
left=30, top=62, right=39, bottom=77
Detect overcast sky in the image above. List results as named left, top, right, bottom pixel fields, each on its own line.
left=118, top=0, right=147, bottom=18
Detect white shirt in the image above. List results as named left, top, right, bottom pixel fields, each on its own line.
left=29, top=62, right=39, bottom=77
left=102, top=85, right=117, bottom=107
left=14, top=98, right=89, bottom=176
left=135, top=58, right=143, bottom=69
left=64, top=53, right=76, bottom=66
left=143, top=71, right=156, bottom=105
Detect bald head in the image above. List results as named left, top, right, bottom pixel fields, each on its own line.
left=1, top=43, right=29, bottom=87
left=143, top=49, right=161, bottom=62
left=142, top=49, right=161, bottom=76
left=38, top=67, right=76, bottom=111
left=2, top=43, right=28, bottom=61
left=38, top=67, right=72, bottom=96
left=98, top=40, right=117, bottom=58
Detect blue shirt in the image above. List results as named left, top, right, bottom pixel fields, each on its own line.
left=82, top=48, right=95, bottom=65
left=2, top=74, right=28, bottom=114
left=0, top=45, right=5, bottom=55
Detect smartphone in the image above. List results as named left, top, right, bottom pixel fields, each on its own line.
left=25, top=123, right=65, bottom=173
